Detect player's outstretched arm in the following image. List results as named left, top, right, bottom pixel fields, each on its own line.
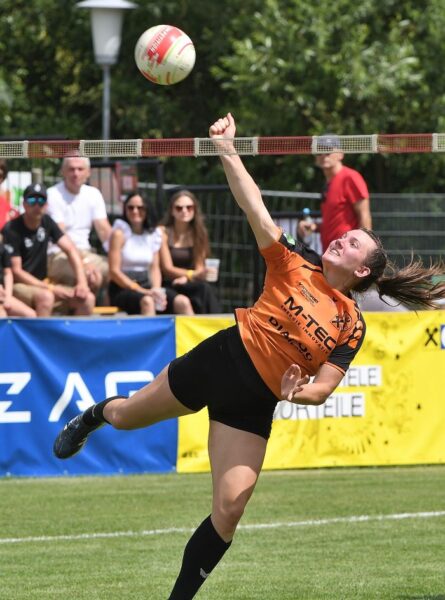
left=210, top=113, right=280, bottom=249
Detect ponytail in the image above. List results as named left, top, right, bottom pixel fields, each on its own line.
left=353, top=229, right=445, bottom=309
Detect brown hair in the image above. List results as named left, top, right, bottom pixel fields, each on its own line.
left=160, top=190, right=210, bottom=265
left=354, top=228, right=445, bottom=309
left=0, top=159, right=7, bottom=182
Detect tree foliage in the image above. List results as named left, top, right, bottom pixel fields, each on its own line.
left=1, top=0, right=445, bottom=191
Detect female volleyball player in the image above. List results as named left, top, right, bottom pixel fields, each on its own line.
left=54, top=113, right=445, bottom=600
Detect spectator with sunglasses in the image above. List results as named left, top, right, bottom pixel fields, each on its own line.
left=2, top=183, right=95, bottom=316
left=158, top=190, right=221, bottom=314
left=107, top=191, right=191, bottom=315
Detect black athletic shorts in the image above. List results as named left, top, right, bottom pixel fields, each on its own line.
left=168, top=325, right=278, bottom=439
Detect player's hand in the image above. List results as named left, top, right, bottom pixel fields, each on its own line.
left=281, top=364, right=310, bottom=402
left=209, top=112, right=236, bottom=138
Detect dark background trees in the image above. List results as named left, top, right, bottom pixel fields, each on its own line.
left=1, top=0, right=445, bottom=193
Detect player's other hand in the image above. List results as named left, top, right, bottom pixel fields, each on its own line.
left=281, top=364, right=310, bottom=402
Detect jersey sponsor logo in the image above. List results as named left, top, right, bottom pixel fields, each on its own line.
left=346, top=320, right=364, bottom=349
left=297, top=283, right=318, bottom=306
left=269, top=316, right=313, bottom=361
left=36, top=227, right=46, bottom=242
left=24, top=237, right=33, bottom=248
left=282, top=296, right=336, bottom=352
left=330, top=312, right=352, bottom=332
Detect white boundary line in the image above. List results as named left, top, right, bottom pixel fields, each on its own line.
left=1, top=510, right=444, bottom=545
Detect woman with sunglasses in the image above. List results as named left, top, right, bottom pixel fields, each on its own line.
left=159, top=190, right=221, bottom=314
left=108, top=192, right=192, bottom=315
left=54, top=114, right=445, bottom=599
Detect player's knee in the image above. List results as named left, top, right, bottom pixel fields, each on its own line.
left=214, top=495, right=246, bottom=530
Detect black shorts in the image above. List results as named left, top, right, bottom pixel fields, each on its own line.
left=168, top=325, right=278, bottom=439
left=108, top=282, right=177, bottom=315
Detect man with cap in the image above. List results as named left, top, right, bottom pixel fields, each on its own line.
left=2, top=183, right=95, bottom=316
left=297, top=134, right=371, bottom=252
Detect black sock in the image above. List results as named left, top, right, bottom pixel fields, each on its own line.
left=81, top=396, right=126, bottom=426
left=168, top=515, right=232, bottom=600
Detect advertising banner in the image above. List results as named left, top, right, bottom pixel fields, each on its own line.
left=0, top=317, right=176, bottom=476
left=176, top=316, right=235, bottom=473
left=176, top=312, right=445, bottom=472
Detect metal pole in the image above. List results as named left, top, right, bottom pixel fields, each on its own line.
left=102, top=64, right=111, bottom=141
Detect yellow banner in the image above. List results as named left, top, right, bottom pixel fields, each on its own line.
left=177, top=312, right=445, bottom=472
left=176, top=316, right=235, bottom=473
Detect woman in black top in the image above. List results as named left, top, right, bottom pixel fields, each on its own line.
left=159, top=190, right=221, bottom=314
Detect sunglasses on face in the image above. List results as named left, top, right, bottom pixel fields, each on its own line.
left=174, top=204, right=195, bottom=212
left=126, top=205, right=146, bottom=212
left=25, top=196, right=47, bottom=206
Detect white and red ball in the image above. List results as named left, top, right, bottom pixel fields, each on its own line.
left=134, top=25, right=195, bottom=85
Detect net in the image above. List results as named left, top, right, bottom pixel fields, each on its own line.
left=0, top=134, right=443, bottom=159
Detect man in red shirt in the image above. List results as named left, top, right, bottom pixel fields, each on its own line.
left=298, top=135, right=372, bottom=251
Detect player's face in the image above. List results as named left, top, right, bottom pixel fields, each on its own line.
left=322, top=230, right=377, bottom=279
left=62, top=158, right=90, bottom=193
left=172, top=196, right=195, bottom=223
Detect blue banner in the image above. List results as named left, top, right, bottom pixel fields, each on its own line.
left=0, top=317, right=177, bottom=476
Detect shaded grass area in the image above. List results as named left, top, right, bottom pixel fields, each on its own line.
left=1, top=466, right=444, bottom=599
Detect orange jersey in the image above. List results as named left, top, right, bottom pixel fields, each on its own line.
left=235, top=233, right=366, bottom=398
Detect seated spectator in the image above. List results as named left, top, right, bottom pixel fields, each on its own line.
left=159, top=190, right=221, bottom=314
left=46, top=156, right=111, bottom=296
left=0, top=160, right=19, bottom=230
left=2, top=183, right=95, bottom=316
left=108, top=191, right=193, bottom=315
left=0, top=237, right=36, bottom=317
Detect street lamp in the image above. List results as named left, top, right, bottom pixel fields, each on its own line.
left=77, top=0, right=137, bottom=141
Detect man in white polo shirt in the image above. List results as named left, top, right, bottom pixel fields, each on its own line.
left=47, top=156, right=112, bottom=295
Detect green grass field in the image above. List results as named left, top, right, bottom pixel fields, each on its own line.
left=1, top=466, right=444, bottom=600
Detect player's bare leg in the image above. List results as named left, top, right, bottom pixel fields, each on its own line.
left=53, top=366, right=194, bottom=459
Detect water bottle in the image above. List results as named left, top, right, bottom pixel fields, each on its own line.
left=301, top=207, right=314, bottom=246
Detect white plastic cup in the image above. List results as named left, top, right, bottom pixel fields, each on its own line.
left=205, top=258, right=220, bottom=282
left=153, top=287, right=167, bottom=311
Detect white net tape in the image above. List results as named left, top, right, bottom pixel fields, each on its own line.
left=0, top=134, right=444, bottom=159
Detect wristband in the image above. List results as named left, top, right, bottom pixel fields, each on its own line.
left=186, top=269, right=194, bottom=280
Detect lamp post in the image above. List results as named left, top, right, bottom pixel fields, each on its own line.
left=77, top=0, right=137, bottom=141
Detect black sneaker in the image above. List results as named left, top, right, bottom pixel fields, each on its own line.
left=53, top=414, right=104, bottom=459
